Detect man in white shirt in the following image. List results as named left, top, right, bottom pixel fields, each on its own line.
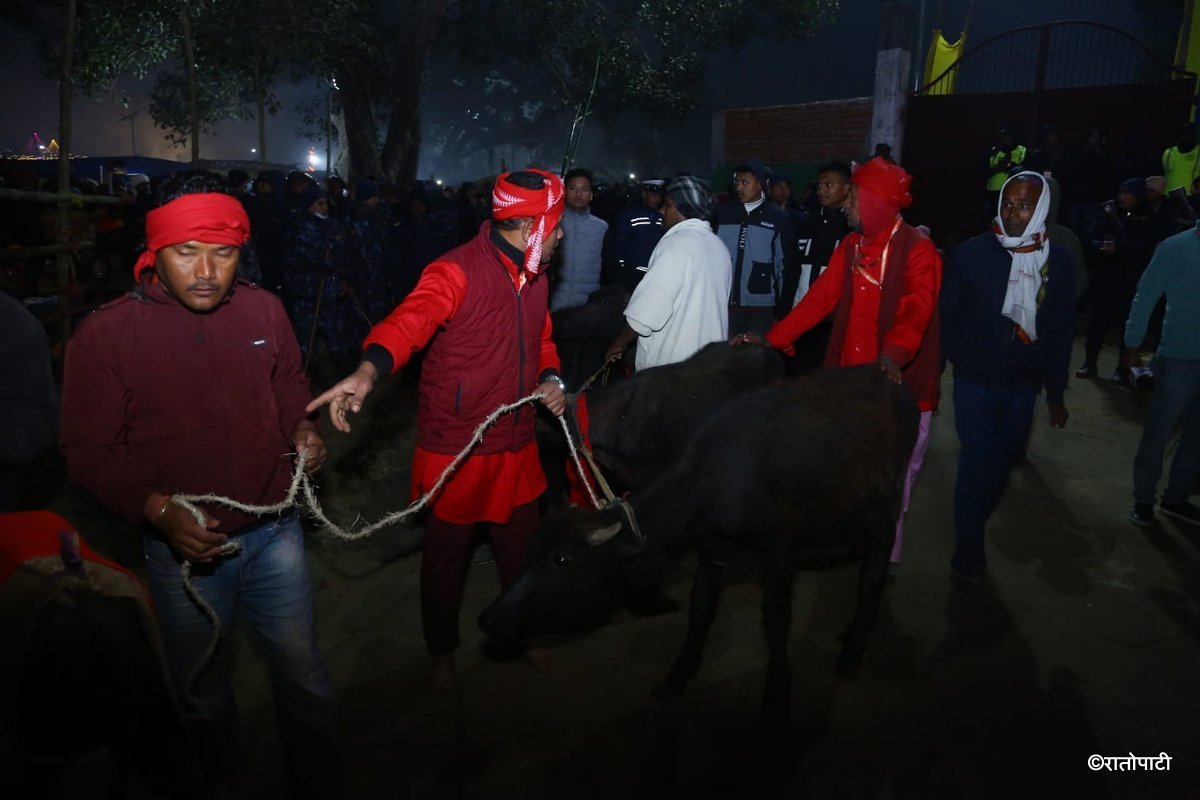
left=605, top=175, right=731, bottom=370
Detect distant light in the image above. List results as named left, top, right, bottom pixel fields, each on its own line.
left=250, top=147, right=257, bottom=154
left=629, top=173, right=636, bottom=180
left=38, top=145, right=46, bottom=150
left=308, top=152, right=319, bottom=166
left=435, top=179, right=443, bottom=186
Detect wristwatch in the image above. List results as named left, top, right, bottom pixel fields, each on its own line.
left=541, top=373, right=566, bottom=392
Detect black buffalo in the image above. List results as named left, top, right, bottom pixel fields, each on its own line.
left=539, top=341, right=785, bottom=506
left=580, top=341, right=786, bottom=493
left=483, top=364, right=919, bottom=723
left=550, top=283, right=631, bottom=391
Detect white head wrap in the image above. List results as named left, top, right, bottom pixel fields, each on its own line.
left=995, top=171, right=1051, bottom=341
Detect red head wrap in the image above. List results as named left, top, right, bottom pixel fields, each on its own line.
left=491, top=169, right=565, bottom=274
left=133, top=193, right=252, bottom=277
left=851, top=157, right=914, bottom=212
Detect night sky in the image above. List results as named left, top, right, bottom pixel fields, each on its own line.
left=0, top=0, right=1174, bottom=178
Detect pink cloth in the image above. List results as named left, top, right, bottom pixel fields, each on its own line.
left=892, top=410, right=932, bottom=563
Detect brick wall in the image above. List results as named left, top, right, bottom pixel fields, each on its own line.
left=717, top=97, right=874, bottom=164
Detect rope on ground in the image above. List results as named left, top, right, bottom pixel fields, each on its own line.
left=167, top=390, right=602, bottom=698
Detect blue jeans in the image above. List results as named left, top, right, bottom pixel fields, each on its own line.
left=144, top=513, right=342, bottom=798
left=1133, top=356, right=1200, bottom=506
left=951, top=379, right=1037, bottom=578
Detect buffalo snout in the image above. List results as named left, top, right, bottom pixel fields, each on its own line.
left=479, top=593, right=523, bottom=643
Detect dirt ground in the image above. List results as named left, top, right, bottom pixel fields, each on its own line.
left=15, top=335, right=1200, bottom=799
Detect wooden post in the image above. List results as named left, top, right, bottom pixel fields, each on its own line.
left=870, top=1, right=916, bottom=164
left=0, top=188, right=121, bottom=204
left=326, top=84, right=333, bottom=181
left=255, top=58, right=267, bottom=171
left=1032, top=23, right=1052, bottom=133
left=710, top=110, right=726, bottom=174
left=180, top=6, right=200, bottom=169
left=55, top=0, right=78, bottom=344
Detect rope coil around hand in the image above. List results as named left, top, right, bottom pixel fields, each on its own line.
left=168, top=391, right=603, bottom=703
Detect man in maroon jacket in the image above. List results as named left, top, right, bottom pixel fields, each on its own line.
left=59, top=173, right=342, bottom=799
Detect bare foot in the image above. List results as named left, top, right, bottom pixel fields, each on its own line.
left=525, top=645, right=553, bottom=672
left=431, top=653, right=455, bottom=694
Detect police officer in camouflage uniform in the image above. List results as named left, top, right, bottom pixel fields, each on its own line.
left=283, top=183, right=369, bottom=376
left=346, top=179, right=393, bottom=324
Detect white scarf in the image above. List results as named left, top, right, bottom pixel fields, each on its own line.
left=994, top=171, right=1050, bottom=341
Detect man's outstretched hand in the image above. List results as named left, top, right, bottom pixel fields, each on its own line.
left=306, top=361, right=379, bottom=433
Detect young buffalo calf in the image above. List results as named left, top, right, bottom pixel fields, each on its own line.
left=481, top=364, right=919, bottom=723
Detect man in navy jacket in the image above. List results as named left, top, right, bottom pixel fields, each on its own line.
left=940, top=172, right=1075, bottom=584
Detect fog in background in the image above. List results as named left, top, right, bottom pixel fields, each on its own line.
left=0, top=0, right=1173, bottom=181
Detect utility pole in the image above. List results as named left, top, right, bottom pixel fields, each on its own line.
left=119, top=108, right=144, bottom=155
left=56, top=0, right=77, bottom=344
left=870, top=1, right=917, bottom=164
left=913, top=0, right=927, bottom=90
left=325, top=76, right=339, bottom=180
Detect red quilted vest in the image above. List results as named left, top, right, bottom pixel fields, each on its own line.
left=826, top=223, right=942, bottom=409
left=417, top=225, right=549, bottom=454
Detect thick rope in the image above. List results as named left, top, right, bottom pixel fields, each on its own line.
left=576, top=358, right=614, bottom=394
left=167, top=391, right=602, bottom=699
left=578, top=442, right=617, bottom=505
left=174, top=394, right=602, bottom=540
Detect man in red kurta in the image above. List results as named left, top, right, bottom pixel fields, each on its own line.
left=308, top=170, right=568, bottom=691
left=745, top=157, right=942, bottom=573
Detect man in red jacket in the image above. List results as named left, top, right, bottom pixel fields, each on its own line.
left=59, top=173, right=340, bottom=798
left=740, top=157, right=943, bottom=575
left=309, top=170, right=568, bottom=692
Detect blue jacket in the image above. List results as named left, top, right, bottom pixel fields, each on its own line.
left=714, top=199, right=795, bottom=309
left=551, top=207, right=608, bottom=310
left=610, top=203, right=664, bottom=292
left=1125, top=227, right=1200, bottom=360
left=940, top=233, right=1076, bottom=404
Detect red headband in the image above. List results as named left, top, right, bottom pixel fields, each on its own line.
left=851, top=156, right=913, bottom=211
left=491, top=169, right=565, bottom=274
left=133, top=193, right=251, bottom=277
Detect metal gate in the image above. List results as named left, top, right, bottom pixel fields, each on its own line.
left=902, top=21, right=1195, bottom=244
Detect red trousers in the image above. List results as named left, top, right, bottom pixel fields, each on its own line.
left=420, top=501, right=539, bottom=656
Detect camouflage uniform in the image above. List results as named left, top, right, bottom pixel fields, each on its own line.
left=282, top=213, right=369, bottom=371
left=346, top=201, right=394, bottom=324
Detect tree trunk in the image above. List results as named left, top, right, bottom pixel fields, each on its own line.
left=379, top=71, right=423, bottom=188
left=254, top=58, right=267, bottom=170
left=339, top=0, right=448, bottom=187
left=331, top=102, right=350, bottom=179
left=56, top=0, right=77, bottom=341
left=179, top=6, right=200, bottom=169
left=338, top=59, right=383, bottom=182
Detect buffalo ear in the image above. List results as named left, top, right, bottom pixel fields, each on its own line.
left=585, top=522, right=624, bottom=547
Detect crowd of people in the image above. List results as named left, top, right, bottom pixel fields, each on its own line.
left=1, top=117, right=1198, bottom=796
